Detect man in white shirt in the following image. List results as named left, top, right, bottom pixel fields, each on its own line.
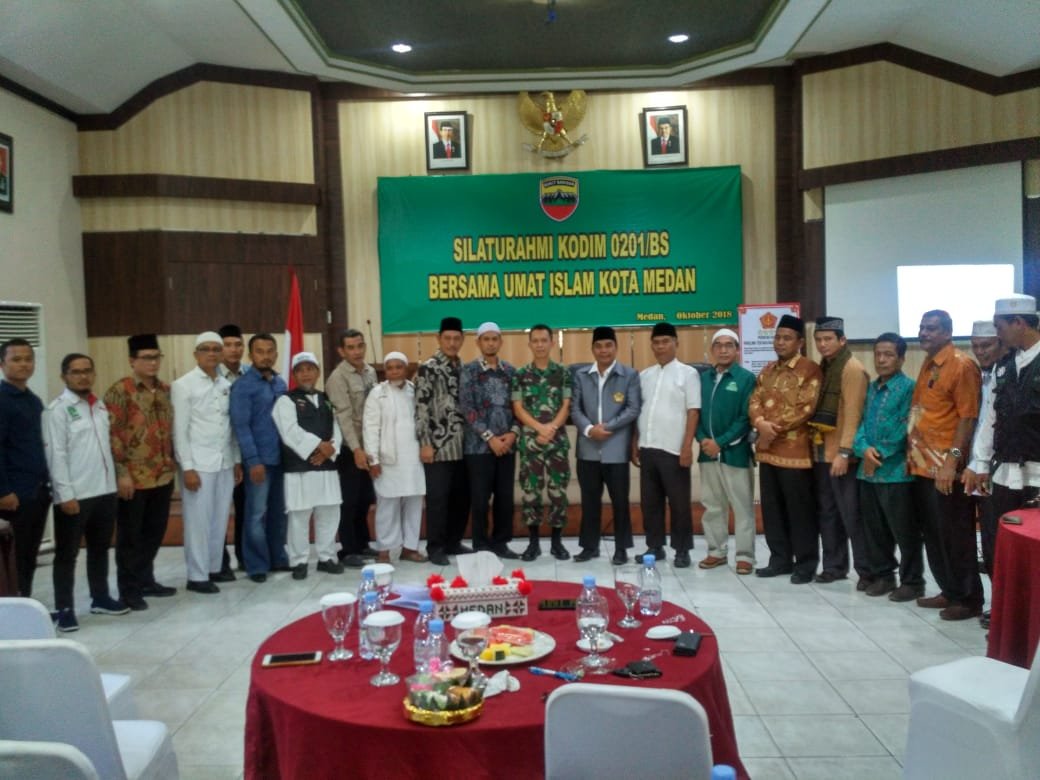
left=44, top=353, right=129, bottom=631
left=171, top=331, right=242, bottom=594
left=273, top=352, right=344, bottom=580
left=632, top=322, right=701, bottom=568
left=217, top=323, right=248, bottom=574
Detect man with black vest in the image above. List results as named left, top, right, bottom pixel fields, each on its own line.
left=273, top=352, right=344, bottom=580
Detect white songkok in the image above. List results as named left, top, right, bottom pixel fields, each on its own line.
left=383, top=351, right=408, bottom=366
left=711, top=328, right=740, bottom=346
left=291, top=351, right=319, bottom=370
left=995, top=294, right=1037, bottom=316
left=195, top=331, right=222, bottom=348
left=477, top=322, right=501, bottom=337
left=971, top=320, right=998, bottom=338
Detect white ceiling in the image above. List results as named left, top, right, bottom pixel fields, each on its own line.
left=0, top=0, right=1037, bottom=116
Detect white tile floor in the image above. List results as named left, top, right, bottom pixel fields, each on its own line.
left=28, top=535, right=990, bottom=780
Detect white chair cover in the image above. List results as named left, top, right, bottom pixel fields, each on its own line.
left=544, top=682, right=714, bottom=779
left=0, top=639, right=178, bottom=780
left=0, top=738, right=101, bottom=780
left=903, top=650, right=1040, bottom=779
left=0, top=597, right=138, bottom=718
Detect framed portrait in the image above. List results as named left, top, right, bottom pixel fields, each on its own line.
left=0, top=133, right=11, bottom=214
left=641, top=106, right=688, bottom=168
left=425, top=111, right=470, bottom=173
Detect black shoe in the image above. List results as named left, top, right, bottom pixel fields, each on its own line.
left=641, top=547, right=666, bottom=561
left=271, top=564, right=293, bottom=573
left=249, top=573, right=267, bottom=583
left=210, top=570, right=236, bottom=583
left=521, top=542, right=541, bottom=562
left=755, top=565, right=793, bottom=578
left=122, top=595, right=149, bottom=611
left=141, top=582, right=177, bottom=597
left=574, top=548, right=600, bottom=562
left=359, top=546, right=380, bottom=559
left=813, top=571, right=847, bottom=584
left=186, top=580, right=220, bottom=594
left=673, top=551, right=691, bottom=568
left=448, top=543, right=474, bottom=556
left=340, top=554, right=365, bottom=569
left=550, top=540, right=571, bottom=561
left=491, top=544, right=520, bottom=560
left=790, top=572, right=813, bottom=585
left=291, top=564, right=308, bottom=580
left=317, top=559, right=344, bottom=574
left=612, top=550, right=628, bottom=565
left=855, top=575, right=874, bottom=591
left=428, top=551, right=450, bottom=566
left=864, top=577, right=897, bottom=597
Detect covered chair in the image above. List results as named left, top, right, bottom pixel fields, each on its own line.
left=0, top=739, right=101, bottom=780
left=545, top=683, right=714, bottom=779
left=0, top=597, right=137, bottom=719
left=0, top=639, right=178, bottom=780
left=903, top=650, right=1040, bottom=779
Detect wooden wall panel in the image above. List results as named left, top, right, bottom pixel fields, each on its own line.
left=802, top=62, right=1040, bottom=169
left=78, top=82, right=314, bottom=182
left=338, top=86, right=776, bottom=359
left=80, top=198, right=317, bottom=234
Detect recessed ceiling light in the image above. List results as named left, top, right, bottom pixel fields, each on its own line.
left=391, top=43, right=412, bottom=54
left=668, top=34, right=689, bottom=44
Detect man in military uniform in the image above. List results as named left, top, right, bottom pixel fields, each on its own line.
left=512, top=324, right=572, bottom=561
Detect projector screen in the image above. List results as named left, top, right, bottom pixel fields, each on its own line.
left=825, top=163, right=1023, bottom=339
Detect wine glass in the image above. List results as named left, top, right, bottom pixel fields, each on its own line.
left=455, top=627, right=490, bottom=689
left=320, top=592, right=357, bottom=662
left=363, top=563, right=395, bottom=606
left=577, top=593, right=614, bottom=674
left=614, top=564, right=642, bottom=628
left=363, top=610, right=404, bottom=686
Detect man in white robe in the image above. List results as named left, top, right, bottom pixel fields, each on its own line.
left=272, top=352, right=343, bottom=579
left=363, top=352, right=427, bottom=563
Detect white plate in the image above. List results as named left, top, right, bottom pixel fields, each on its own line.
left=450, top=629, right=556, bottom=667
left=645, top=625, right=682, bottom=640
left=577, top=637, right=615, bottom=653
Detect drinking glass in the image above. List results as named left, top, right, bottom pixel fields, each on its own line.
left=456, top=627, right=490, bottom=689
left=363, top=610, right=404, bottom=686
left=614, top=564, right=642, bottom=628
left=320, top=592, right=357, bottom=662
left=577, top=593, right=614, bottom=674
left=363, top=563, right=395, bottom=606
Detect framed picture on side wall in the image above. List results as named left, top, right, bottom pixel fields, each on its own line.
left=0, top=133, right=12, bottom=214
left=426, top=112, right=470, bottom=173
left=641, top=106, right=687, bottom=168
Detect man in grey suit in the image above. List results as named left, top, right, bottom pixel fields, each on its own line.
left=571, top=327, right=642, bottom=564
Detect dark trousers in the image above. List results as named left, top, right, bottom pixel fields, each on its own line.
left=912, top=476, right=983, bottom=606
left=577, top=459, right=632, bottom=551
left=815, top=463, right=869, bottom=578
left=424, top=460, right=470, bottom=555
left=976, top=494, right=999, bottom=579
left=337, top=452, right=374, bottom=556
left=52, top=493, right=117, bottom=610
left=221, top=481, right=245, bottom=571
left=759, top=462, right=818, bottom=577
left=116, top=481, right=173, bottom=600
left=2, top=484, right=50, bottom=597
left=466, top=452, right=515, bottom=549
left=639, top=448, right=692, bottom=552
left=859, top=480, right=924, bottom=586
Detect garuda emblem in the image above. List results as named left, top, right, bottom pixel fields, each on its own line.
left=518, top=90, right=588, bottom=158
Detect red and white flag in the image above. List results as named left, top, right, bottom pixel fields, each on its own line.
left=282, top=269, right=304, bottom=389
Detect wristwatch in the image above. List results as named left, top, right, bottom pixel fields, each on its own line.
left=481, top=430, right=494, bottom=443
left=948, top=447, right=963, bottom=460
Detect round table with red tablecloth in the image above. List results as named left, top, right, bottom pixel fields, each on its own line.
left=245, top=580, right=747, bottom=779
left=987, top=509, right=1040, bottom=668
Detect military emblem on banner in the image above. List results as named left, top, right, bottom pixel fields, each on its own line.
left=540, top=176, right=579, bottom=222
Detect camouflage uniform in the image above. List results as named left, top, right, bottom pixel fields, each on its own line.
left=511, top=361, right=571, bottom=527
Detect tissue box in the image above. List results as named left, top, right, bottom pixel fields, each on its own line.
left=434, top=579, right=529, bottom=620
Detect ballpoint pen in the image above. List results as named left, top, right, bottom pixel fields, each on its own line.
left=529, top=666, right=581, bottom=681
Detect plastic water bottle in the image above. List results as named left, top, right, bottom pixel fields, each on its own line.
left=579, top=574, right=598, bottom=601
left=358, top=591, right=379, bottom=660
left=413, top=600, right=435, bottom=673
left=357, top=567, right=377, bottom=600
left=638, top=554, right=663, bottom=616
left=710, top=766, right=737, bottom=780
left=425, top=618, right=450, bottom=672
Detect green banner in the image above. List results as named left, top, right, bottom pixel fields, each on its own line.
left=377, top=167, right=743, bottom=333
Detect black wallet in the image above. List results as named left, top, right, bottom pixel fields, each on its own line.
left=673, top=631, right=703, bottom=656
left=612, top=660, right=662, bottom=680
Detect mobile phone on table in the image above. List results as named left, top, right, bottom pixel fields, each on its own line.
left=262, top=651, right=323, bottom=667
left=1002, top=514, right=1023, bottom=525
left=539, top=598, right=577, bottom=610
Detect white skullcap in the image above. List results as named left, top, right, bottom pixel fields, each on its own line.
left=291, top=352, right=319, bottom=370
left=477, top=322, right=501, bottom=337
left=383, top=351, right=408, bottom=365
left=195, top=331, right=222, bottom=348
left=711, top=328, right=740, bottom=346
left=971, top=320, right=998, bottom=338
left=995, top=294, right=1037, bottom=317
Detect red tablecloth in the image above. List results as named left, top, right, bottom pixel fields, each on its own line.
left=245, top=581, right=747, bottom=779
left=987, top=509, right=1040, bottom=668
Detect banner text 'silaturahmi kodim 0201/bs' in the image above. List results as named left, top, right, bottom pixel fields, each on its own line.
left=377, top=167, right=743, bottom=333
